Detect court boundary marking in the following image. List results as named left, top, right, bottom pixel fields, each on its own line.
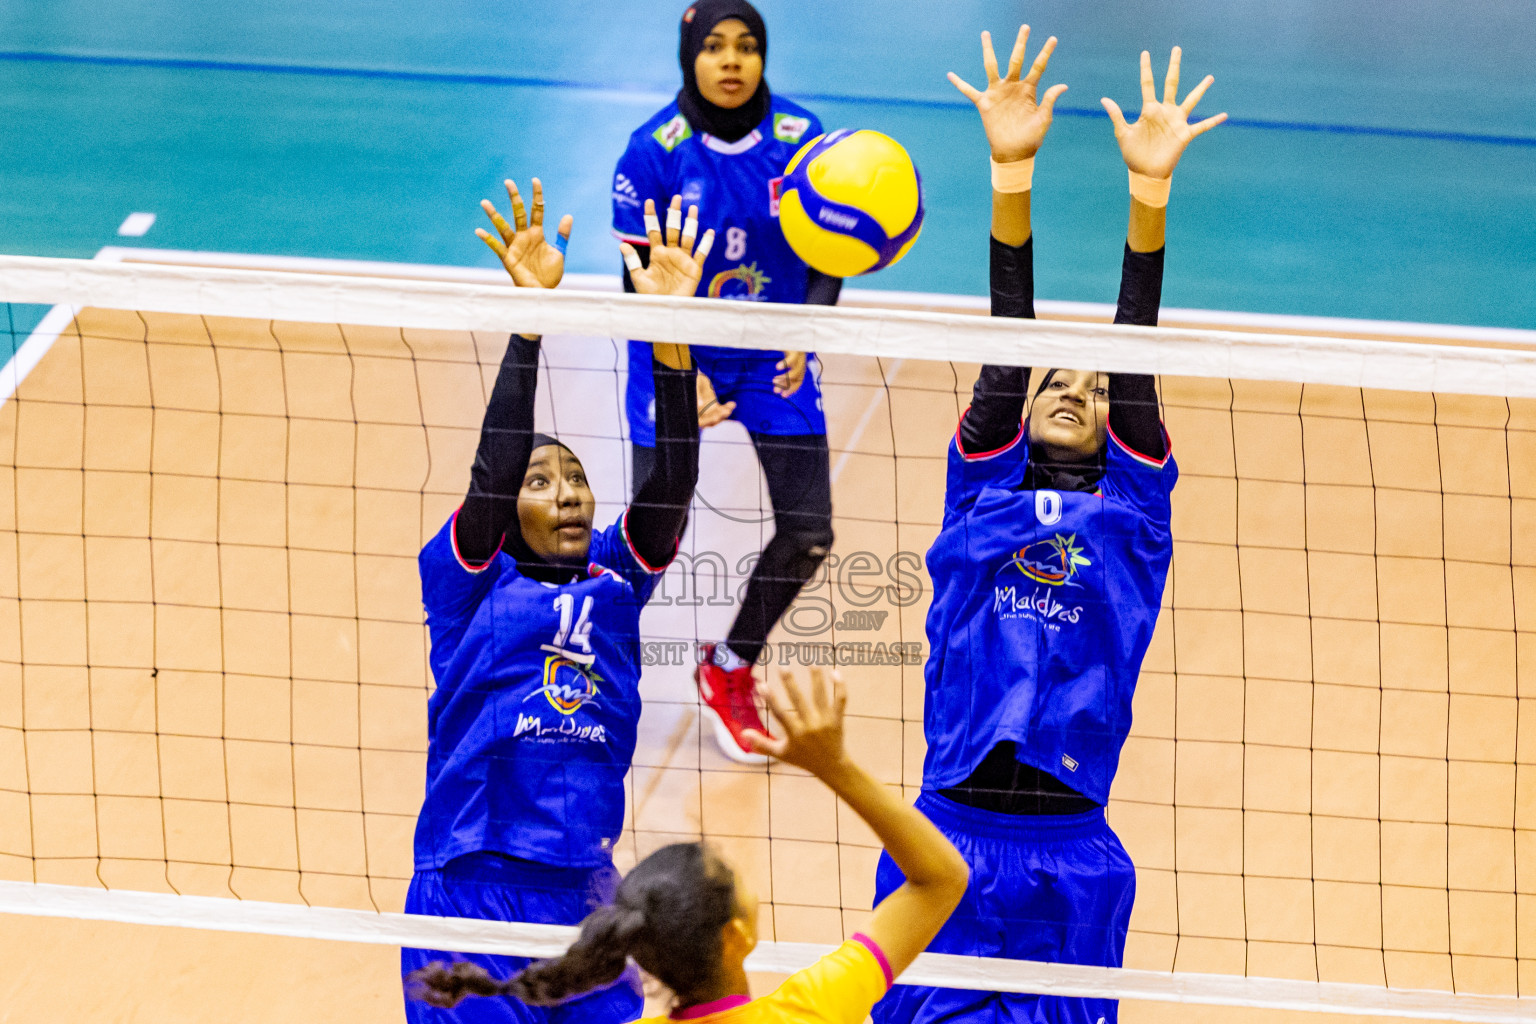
left=4, top=49, right=1534, bottom=149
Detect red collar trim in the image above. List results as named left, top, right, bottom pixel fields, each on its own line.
left=671, top=994, right=751, bottom=1019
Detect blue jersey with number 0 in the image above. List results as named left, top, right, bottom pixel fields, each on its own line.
left=922, top=422, right=1178, bottom=806
left=413, top=510, right=666, bottom=870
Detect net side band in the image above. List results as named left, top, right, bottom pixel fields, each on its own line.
left=3, top=255, right=1536, bottom=398
left=0, top=881, right=1529, bottom=1023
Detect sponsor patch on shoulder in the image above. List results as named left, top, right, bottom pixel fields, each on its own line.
left=653, top=114, right=693, bottom=152
left=773, top=113, right=811, bottom=143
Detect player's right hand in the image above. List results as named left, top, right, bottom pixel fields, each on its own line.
left=477, top=178, right=571, bottom=289
left=947, top=25, right=1068, bottom=163
left=622, top=196, right=716, bottom=299
left=744, top=668, right=850, bottom=779
left=697, top=371, right=736, bottom=427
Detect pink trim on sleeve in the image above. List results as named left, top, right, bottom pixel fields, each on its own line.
left=449, top=507, right=502, bottom=573
left=1106, top=422, right=1172, bottom=469
left=850, top=932, right=895, bottom=989
left=953, top=406, right=1025, bottom=463
left=621, top=508, right=675, bottom=575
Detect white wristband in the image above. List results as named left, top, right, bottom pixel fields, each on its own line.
left=990, top=156, right=1035, bottom=194
left=1129, top=170, right=1171, bottom=208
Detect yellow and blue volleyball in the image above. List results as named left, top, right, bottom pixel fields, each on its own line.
left=778, top=129, right=924, bottom=277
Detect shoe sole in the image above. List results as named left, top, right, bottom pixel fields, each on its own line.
left=699, top=701, right=770, bottom=765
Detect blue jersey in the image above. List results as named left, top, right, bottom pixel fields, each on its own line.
left=922, top=423, right=1177, bottom=806
left=614, top=97, right=827, bottom=445
left=413, top=510, right=666, bottom=869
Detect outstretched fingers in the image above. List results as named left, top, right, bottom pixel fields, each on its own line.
left=981, top=30, right=1001, bottom=85
left=1040, top=81, right=1069, bottom=116
left=1190, top=111, right=1228, bottom=137
left=642, top=198, right=663, bottom=249
left=480, top=199, right=515, bottom=246
left=1005, top=24, right=1030, bottom=81
left=1100, top=96, right=1129, bottom=133
left=693, top=227, right=715, bottom=263
left=475, top=226, right=509, bottom=261
left=664, top=194, right=683, bottom=247
left=505, top=179, right=528, bottom=232
left=1023, top=34, right=1057, bottom=87
left=1180, top=73, right=1214, bottom=114
left=947, top=71, right=984, bottom=104
left=1139, top=50, right=1155, bottom=106
left=529, top=177, right=545, bottom=228
left=1163, top=46, right=1182, bottom=105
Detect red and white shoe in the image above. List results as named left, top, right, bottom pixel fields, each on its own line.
left=695, top=644, right=771, bottom=765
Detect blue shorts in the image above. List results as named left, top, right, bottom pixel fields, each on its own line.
left=401, top=852, right=643, bottom=1024
left=626, top=341, right=826, bottom=446
left=871, top=793, right=1134, bottom=1024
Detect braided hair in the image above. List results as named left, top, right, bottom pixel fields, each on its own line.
left=407, top=843, right=740, bottom=1009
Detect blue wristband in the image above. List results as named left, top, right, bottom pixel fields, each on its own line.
left=551, top=232, right=569, bottom=256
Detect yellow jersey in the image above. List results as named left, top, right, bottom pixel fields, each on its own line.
left=642, top=935, right=894, bottom=1024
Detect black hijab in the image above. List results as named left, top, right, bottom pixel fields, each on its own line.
left=1020, top=369, right=1108, bottom=493
left=504, top=433, right=586, bottom=583
left=676, top=0, right=771, bottom=142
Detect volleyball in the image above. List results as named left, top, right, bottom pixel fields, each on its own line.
left=778, top=128, right=924, bottom=277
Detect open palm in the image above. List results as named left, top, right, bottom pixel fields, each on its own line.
left=476, top=177, right=572, bottom=289
left=622, top=196, right=715, bottom=299
left=948, top=25, right=1068, bottom=162
left=1102, top=48, right=1226, bottom=179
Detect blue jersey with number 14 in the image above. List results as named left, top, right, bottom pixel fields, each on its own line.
left=413, top=510, right=667, bottom=870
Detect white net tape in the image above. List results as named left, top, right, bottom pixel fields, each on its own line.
left=5, top=255, right=1536, bottom=398
left=0, top=881, right=1529, bottom=1022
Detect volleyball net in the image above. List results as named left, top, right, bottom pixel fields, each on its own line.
left=0, top=253, right=1533, bottom=1022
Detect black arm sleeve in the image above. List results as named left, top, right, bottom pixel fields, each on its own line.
left=959, top=235, right=1036, bottom=455
left=627, top=355, right=700, bottom=567
left=804, top=268, right=843, bottom=306
left=1108, top=245, right=1167, bottom=460
left=457, top=334, right=541, bottom=565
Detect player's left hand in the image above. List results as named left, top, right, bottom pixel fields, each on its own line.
left=774, top=351, right=807, bottom=397
left=623, top=196, right=716, bottom=299
left=1102, top=47, right=1226, bottom=180
left=476, top=178, right=572, bottom=289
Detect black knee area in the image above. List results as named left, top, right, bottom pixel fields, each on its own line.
left=777, top=517, right=834, bottom=582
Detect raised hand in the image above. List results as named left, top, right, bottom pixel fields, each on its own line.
left=743, top=667, right=849, bottom=778
left=947, top=25, right=1068, bottom=162
left=621, top=196, right=716, bottom=299
left=1102, top=47, right=1226, bottom=180
left=476, top=178, right=572, bottom=289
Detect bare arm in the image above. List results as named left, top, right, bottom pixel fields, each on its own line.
left=746, top=670, right=968, bottom=979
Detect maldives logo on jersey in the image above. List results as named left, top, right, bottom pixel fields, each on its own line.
left=708, top=262, right=771, bottom=299
left=1010, top=533, right=1092, bottom=587
left=525, top=653, right=602, bottom=715
left=653, top=114, right=693, bottom=152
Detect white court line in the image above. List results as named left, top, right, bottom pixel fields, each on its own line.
left=116, top=212, right=157, bottom=237
left=0, top=880, right=1532, bottom=1022
left=0, top=248, right=128, bottom=405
